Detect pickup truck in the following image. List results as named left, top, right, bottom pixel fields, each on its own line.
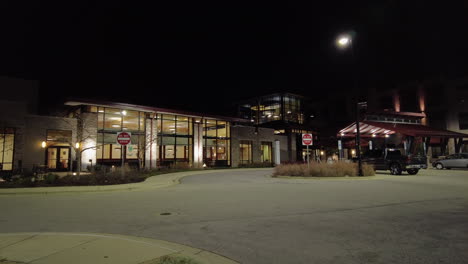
left=359, top=149, right=427, bottom=175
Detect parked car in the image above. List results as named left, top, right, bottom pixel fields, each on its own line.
left=360, top=149, right=427, bottom=175
left=432, top=153, right=468, bottom=169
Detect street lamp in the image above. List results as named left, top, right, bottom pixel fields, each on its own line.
left=336, top=34, right=352, bottom=48
left=335, top=32, right=363, bottom=176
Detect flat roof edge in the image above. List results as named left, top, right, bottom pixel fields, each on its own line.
left=64, top=99, right=249, bottom=122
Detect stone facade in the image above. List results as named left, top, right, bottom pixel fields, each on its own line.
left=22, top=115, right=78, bottom=172
left=230, top=125, right=287, bottom=167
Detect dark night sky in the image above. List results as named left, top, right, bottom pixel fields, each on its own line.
left=1, top=1, right=468, bottom=115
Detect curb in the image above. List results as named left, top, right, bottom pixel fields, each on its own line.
left=273, top=175, right=379, bottom=180
left=0, top=168, right=273, bottom=195
left=0, top=232, right=239, bottom=264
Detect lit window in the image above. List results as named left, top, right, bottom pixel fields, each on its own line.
left=240, top=140, right=253, bottom=164
left=0, top=128, right=15, bottom=171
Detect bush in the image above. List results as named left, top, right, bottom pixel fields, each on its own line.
left=273, top=161, right=375, bottom=177
left=239, top=162, right=274, bottom=168
left=170, top=162, right=191, bottom=170
left=362, top=164, right=376, bottom=176
left=57, top=170, right=148, bottom=186
left=0, top=166, right=208, bottom=188
left=44, top=173, right=59, bottom=184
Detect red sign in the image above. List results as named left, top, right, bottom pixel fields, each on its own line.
left=117, top=132, right=132, bottom=145
left=302, top=133, right=313, bottom=146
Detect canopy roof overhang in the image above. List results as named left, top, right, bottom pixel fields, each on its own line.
left=338, top=121, right=468, bottom=139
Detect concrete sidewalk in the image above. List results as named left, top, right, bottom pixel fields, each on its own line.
left=0, top=232, right=238, bottom=264
left=0, top=168, right=272, bottom=195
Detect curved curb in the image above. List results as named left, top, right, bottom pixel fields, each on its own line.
left=0, top=232, right=239, bottom=264
left=0, top=168, right=273, bottom=195
left=272, top=175, right=378, bottom=180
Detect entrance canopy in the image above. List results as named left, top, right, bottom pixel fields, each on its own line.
left=338, top=121, right=468, bottom=139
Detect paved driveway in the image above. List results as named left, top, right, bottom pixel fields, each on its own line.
left=1, top=169, right=468, bottom=264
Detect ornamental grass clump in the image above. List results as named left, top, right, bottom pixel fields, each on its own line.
left=274, top=161, right=375, bottom=177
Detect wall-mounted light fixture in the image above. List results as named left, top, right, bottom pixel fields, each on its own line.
left=41, top=141, right=47, bottom=148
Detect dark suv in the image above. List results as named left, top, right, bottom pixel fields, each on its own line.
left=360, top=149, right=427, bottom=175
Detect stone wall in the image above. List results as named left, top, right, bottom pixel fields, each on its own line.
left=22, top=115, right=77, bottom=172
left=230, top=125, right=287, bottom=167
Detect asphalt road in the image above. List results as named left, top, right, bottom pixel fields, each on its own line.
left=1, top=169, right=468, bottom=264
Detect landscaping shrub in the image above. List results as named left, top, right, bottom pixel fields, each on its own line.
left=362, top=163, right=376, bottom=176
left=0, top=166, right=207, bottom=188
left=239, top=162, right=274, bottom=168
left=273, top=162, right=375, bottom=177
left=44, top=173, right=59, bottom=184
left=170, top=162, right=191, bottom=170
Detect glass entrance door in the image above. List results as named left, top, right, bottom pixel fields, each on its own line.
left=47, top=147, right=70, bottom=171
left=47, top=148, right=57, bottom=169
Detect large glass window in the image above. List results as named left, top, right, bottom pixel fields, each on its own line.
left=122, top=110, right=139, bottom=131
left=259, top=95, right=282, bottom=123
left=0, top=128, right=15, bottom=171
left=283, top=95, right=304, bottom=124
left=261, top=142, right=272, bottom=163
left=96, top=133, right=144, bottom=161
left=205, top=120, right=217, bottom=137
left=203, top=119, right=231, bottom=166
left=104, top=108, right=123, bottom=131
left=239, top=140, right=252, bottom=164
left=97, top=107, right=145, bottom=132
left=157, top=114, right=193, bottom=167
left=95, top=107, right=146, bottom=167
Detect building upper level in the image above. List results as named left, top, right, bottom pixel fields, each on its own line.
left=237, top=93, right=307, bottom=126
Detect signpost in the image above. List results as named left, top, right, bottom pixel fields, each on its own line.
left=117, top=132, right=131, bottom=175
left=302, top=134, right=313, bottom=168
left=338, top=140, right=343, bottom=160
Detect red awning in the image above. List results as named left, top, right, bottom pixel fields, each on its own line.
left=338, top=121, right=468, bottom=138
left=343, top=138, right=369, bottom=148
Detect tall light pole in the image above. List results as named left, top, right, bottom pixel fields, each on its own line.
left=336, top=32, right=363, bottom=176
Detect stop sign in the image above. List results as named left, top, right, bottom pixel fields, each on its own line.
left=117, top=132, right=132, bottom=145
left=302, top=133, right=313, bottom=146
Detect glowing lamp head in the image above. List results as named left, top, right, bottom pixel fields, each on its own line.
left=121, top=110, right=127, bottom=116
left=41, top=141, right=47, bottom=148
left=75, top=142, right=80, bottom=149
left=336, top=33, right=353, bottom=49
left=320, top=151, right=324, bottom=156
left=351, top=149, right=356, bottom=155
left=338, top=37, right=350, bottom=46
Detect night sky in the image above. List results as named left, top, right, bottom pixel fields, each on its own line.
left=1, top=1, right=468, bottom=115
